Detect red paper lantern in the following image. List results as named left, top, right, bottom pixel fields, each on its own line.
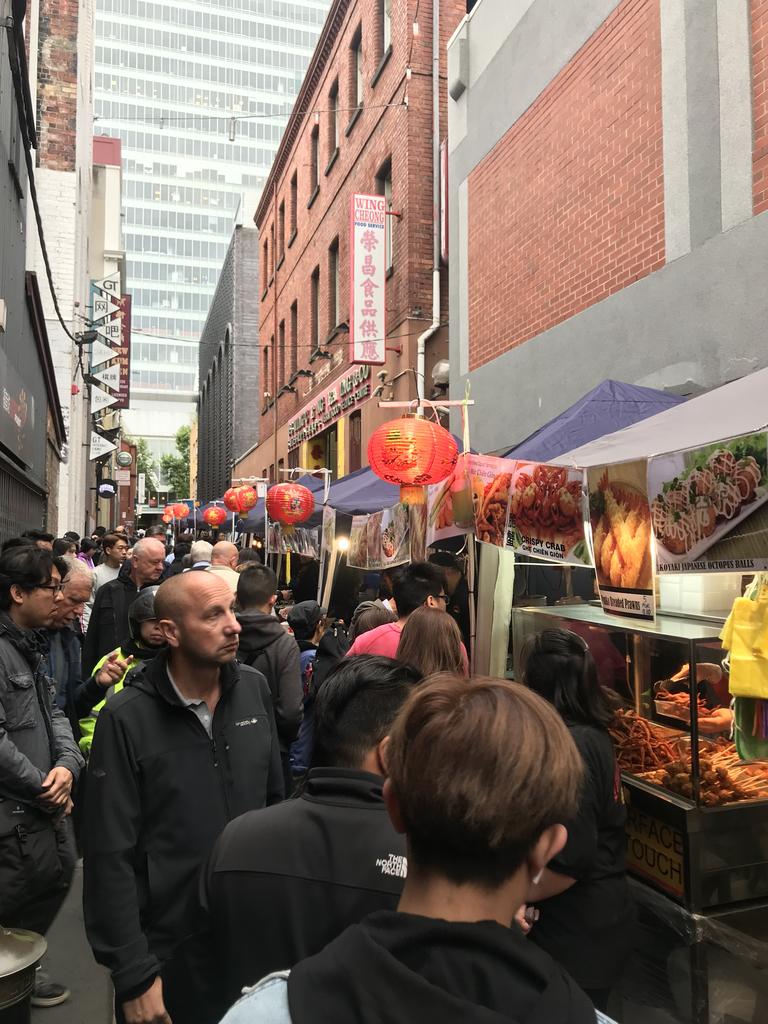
left=203, top=505, right=227, bottom=528
left=172, top=502, right=189, bottom=519
left=162, top=513, right=172, bottom=524
left=368, top=417, right=458, bottom=488
left=223, top=487, right=241, bottom=512
left=266, top=483, right=315, bottom=527
left=236, top=485, right=258, bottom=513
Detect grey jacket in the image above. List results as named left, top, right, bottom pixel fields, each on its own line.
left=0, top=612, right=84, bottom=833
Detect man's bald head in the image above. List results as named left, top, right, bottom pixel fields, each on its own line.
left=154, top=571, right=241, bottom=664
left=211, top=541, right=238, bottom=568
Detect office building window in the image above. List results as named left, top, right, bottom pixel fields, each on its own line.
left=290, top=171, right=298, bottom=238
left=380, top=0, right=392, bottom=55
left=311, top=267, right=320, bottom=351
left=310, top=125, right=320, bottom=196
left=328, top=80, right=339, bottom=155
left=290, top=300, right=298, bottom=377
left=278, top=319, right=286, bottom=388
left=328, top=237, right=340, bottom=329
left=376, top=158, right=394, bottom=272
left=349, top=27, right=363, bottom=113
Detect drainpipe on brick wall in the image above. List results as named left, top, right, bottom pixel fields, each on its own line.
left=415, top=0, right=441, bottom=415
left=273, top=183, right=279, bottom=479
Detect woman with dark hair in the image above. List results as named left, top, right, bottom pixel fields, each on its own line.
left=77, top=538, right=97, bottom=571
left=396, top=606, right=468, bottom=677
left=521, top=627, right=633, bottom=1010
left=53, top=538, right=77, bottom=558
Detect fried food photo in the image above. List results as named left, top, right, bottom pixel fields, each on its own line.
left=475, top=472, right=512, bottom=545
left=590, top=472, right=652, bottom=590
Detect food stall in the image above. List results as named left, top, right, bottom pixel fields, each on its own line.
left=496, top=370, right=768, bottom=1024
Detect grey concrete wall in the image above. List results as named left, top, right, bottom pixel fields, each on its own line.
left=447, top=0, right=766, bottom=455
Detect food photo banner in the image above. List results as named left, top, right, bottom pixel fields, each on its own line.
left=504, top=462, right=590, bottom=565
left=648, top=432, right=768, bottom=573
left=465, top=455, right=514, bottom=547
left=426, top=453, right=473, bottom=547
left=267, top=525, right=320, bottom=558
left=347, top=504, right=412, bottom=570
left=587, top=460, right=656, bottom=621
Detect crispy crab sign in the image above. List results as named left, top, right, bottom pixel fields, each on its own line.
left=349, top=193, right=387, bottom=365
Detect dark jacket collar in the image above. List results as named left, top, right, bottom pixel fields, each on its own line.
left=301, top=768, right=385, bottom=807
left=0, top=611, right=47, bottom=667
left=130, top=649, right=240, bottom=706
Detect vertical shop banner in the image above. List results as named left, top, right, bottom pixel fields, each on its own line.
left=505, top=462, right=591, bottom=565
left=349, top=193, right=386, bottom=365
left=587, top=460, right=655, bottom=620
left=321, top=505, right=337, bottom=556
left=113, top=295, right=131, bottom=409
left=466, top=455, right=514, bottom=547
left=648, top=433, right=768, bottom=572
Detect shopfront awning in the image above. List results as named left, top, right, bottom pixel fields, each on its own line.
left=555, top=368, right=768, bottom=468
left=503, top=379, right=684, bottom=463
left=324, top=466, right=400, bottom=515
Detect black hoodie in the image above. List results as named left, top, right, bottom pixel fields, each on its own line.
left=236, top=611, right=303, bottom=749
left=287, top=911, right=596, bottom=1024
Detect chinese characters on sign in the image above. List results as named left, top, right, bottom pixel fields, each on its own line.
left=349, top=193, right=386, bottom=365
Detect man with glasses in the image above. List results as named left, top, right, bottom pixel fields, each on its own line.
left=346, top=562, right=456, bottom=659
left=0, top=545, right=84, bottom=1007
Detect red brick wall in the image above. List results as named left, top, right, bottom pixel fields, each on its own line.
left=257, top=0, right=464, bottom=448
left=36, top=0, right=79, bottom=171
left=753, top=0, right=768, bottom=215
left=467, top=0, right=664, bottom=371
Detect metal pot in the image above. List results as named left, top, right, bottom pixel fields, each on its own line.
left=0, top=928, right=47, bottom=1022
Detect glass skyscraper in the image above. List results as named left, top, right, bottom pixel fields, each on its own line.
left=93, top=0, right=330, bottom=485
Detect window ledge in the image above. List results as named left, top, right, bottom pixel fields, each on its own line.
left=307, top=185, right=320, bottom=209
left=371, top=46, right=392, bottom=88
left=386, top=265, right=394, bottom=280
left=324, top=148, right=339, bottom=176
left=287, top=228, right=297, bottom=249
left=276, top=253, right=285, bottom=272
left=345, top=106, right=363, bottom=137
left=268, top=274, right=274, bottom=286
left=261, top=287, right=268, bottom=301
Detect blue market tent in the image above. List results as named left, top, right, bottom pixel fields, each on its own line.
left=503, top=379, right=685, bottom=463
left=325, top=465, right=400, bottom=515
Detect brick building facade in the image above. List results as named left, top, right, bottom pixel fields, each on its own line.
left=449, top=0, right=768, bottom=454
left=198, top=217, right=260, bottom=501
left=26, top=0, right=96, bottom=533
left=234, top=0, right=465, bottom=484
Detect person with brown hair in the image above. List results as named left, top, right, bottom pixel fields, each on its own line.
left=395, top=605, right=468, bottom=676
left=348, top=601, right=396, bottom=643
left=220, top=673, right=598, bottom=1024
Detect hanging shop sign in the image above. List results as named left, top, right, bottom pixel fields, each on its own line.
left=349, top=193, right=387, bottom=365
left=89, top=283, right=131, bottom=411
left=587, top=459, right=655, bottom=620
left=648, top=432, right=768, bottom=573
left=347, top=503, right=415, bottom=570
left=505, top=462, right=590, bottom=565
left=267, top=525, right=320, bottom=558
left=465, top=455, right=514, bottom=548
left=287, top=364, right=371, bottom=451
left=90, top=429, right=118, bottom=461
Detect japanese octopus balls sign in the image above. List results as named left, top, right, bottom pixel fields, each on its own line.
left=648, top=433, right=768, bottom=572
left=349, top=194, right=387, bottom=365
left=588, top=460, right=655, bottom=620
left=505, top=463, right=590, bottom=565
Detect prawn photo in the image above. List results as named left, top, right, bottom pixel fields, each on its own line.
left=590, top=470, right=653, bottom=591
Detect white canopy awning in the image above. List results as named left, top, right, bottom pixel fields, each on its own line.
left=555, top=367, right=768, bottom=467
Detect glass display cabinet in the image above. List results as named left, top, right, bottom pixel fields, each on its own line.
left=511, top=603, right=768, bottom=912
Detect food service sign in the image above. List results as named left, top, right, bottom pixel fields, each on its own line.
left=349, top=193, right=387, bottom=365
left=287, top=365, right=371, bottom=452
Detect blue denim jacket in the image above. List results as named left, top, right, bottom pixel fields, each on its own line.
left=220, top=972, right=291, bottom=1024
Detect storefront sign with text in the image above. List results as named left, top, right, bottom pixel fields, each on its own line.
left=349, top=193, right=386, bottom=364
left=287, top=365, right=371, bottom=452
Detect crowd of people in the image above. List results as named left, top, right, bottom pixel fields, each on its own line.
left=0, top=523, right=630, bottom=1023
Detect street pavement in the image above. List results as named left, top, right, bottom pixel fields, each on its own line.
left=33, top=861, right=113, bottom=1024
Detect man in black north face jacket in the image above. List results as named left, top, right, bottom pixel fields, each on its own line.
left=83, top=572, right=283, bottom=1024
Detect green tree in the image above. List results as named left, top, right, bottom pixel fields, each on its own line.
left=160, top=425, right=191, bottom=499
left=126, top=435, right=158, bottom=492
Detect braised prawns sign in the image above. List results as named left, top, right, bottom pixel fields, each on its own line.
left=505, top=462, right=590, bottom=565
